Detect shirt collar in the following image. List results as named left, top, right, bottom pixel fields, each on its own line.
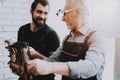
left=70, top=24, right=91, bottom=37
left=78, top=24, right=91, bottom=35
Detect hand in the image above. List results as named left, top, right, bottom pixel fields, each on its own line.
left=9, top=62, right=24, bottom=76
left=29, top=47, right=37, bottom=57
left=27, top=59, right=52, bottom=75
left=29, top=47, right=45, bottom=59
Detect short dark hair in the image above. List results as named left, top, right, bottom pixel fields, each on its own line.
left=31, top=0, right=50, bottom=12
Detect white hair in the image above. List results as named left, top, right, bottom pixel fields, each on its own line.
left=65, top=0, right=89, bottom=15
left=65, top=0, right=90, bottom=26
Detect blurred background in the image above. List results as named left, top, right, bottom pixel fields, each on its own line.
left=0, top=0, right=120, bottom=80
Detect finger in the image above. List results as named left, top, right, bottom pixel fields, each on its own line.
left=29, top=47, right=35, bottom=51
left=29, top=65, right=39, bottom=75
left=27, top=60, right=35, bottom=73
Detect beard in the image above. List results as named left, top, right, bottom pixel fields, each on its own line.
left=32, top=15, right=46, bottom=28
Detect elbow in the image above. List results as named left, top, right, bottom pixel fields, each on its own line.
left=79, top=60, right=100, bottom=79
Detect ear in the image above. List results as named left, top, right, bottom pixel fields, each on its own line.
left=30, top=9, right=32, bottom=15
left=76, top=8, right=81, bottom=14
left=73, top=9, right=81, bottom=17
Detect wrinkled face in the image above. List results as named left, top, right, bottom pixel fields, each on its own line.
left=31, top=3, right=49, bottom=28
left=62, top=6, right=83, bottom=30
left=62, top=9, right=80, bottom=30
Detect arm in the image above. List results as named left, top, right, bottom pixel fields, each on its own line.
left=27, top=31, right=107, bottom=79
left=17, top=27, right=24, bottom=41
left=30, top=46, right=63, bottom=61
left=27, top=47, right=70, bottom=75
left=67, top=31, right=107, bottom=79
left=29, top=47, right=45, bottom=59
left=27, top=59, right=70, bottom=76
left=45, top=30, right=60, bottom=55
left=30, top=50, right=45, bottom=59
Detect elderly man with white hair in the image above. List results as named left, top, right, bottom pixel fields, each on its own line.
left=27, top=0, right=107, bottom=80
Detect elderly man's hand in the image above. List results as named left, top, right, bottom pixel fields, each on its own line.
left=27, top=59, right=52, bottom=75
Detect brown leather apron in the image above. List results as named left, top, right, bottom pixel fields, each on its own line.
left=60, top=31, right=97, bottom=80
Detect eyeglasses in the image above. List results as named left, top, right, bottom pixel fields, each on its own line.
left=56, top=9, right=75, bottom=16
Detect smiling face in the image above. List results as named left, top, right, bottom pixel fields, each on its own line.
left=31, top=3, right=49, bottom=28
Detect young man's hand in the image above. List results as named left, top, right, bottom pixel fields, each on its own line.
left=29, top=47, right=45, bottom=59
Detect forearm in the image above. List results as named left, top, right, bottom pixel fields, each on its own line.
left=27, top=59, right=70, bottom=76
left=33, top=51, right=45, bottom=59
left=49, top=62, right=70, bottom=76
left=29, top=47, right=45, bottom=59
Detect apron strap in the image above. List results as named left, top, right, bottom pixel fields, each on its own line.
left=84, top=31, right=96, bottom=44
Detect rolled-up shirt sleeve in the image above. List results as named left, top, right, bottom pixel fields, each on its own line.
left=67, top=31, right=107, bottom=79
left=44, top=47, right=62, bottom=62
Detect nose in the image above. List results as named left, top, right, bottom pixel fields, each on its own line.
left=40, top=13, right=45, bottom=19
left=62, top=15, right=65, bottom=21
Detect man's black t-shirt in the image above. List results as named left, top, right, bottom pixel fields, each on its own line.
left=18, top=23, right=60, bottom=57
left=17, top=23, right=60, bottom=80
